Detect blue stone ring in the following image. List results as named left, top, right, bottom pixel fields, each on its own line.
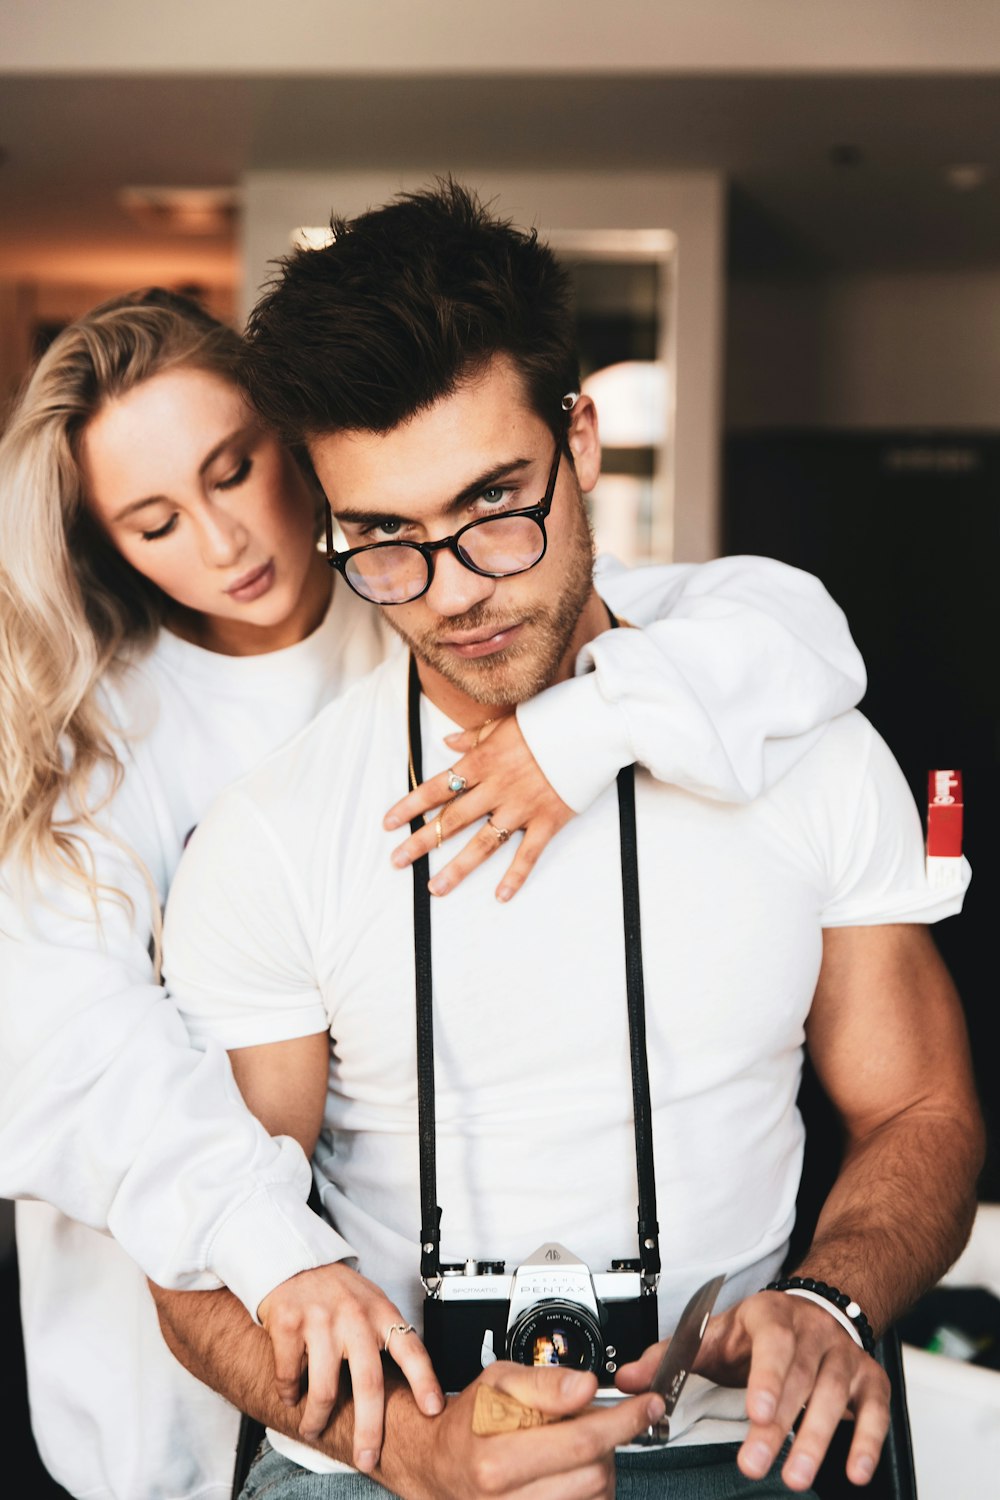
left=447, top=769, right=468, bottom=795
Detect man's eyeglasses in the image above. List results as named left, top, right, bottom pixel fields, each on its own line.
left=325, top=434, right=565, bottom=606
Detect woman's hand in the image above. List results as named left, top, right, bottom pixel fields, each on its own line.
left=383, top=716, right=575, bottom=901
left=257, top=1262, right=443, bottom=1466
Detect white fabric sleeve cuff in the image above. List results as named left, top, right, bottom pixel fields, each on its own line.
left=207, top=1172, right=359, bottom=1323
left=821, top=854, right=972, bottom=928
left=515, top=671, right=633, bottom=814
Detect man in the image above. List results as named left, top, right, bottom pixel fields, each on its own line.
left=154, top=183, right=982, bottom=1500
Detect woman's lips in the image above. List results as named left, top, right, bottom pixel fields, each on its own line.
left=226, top=560, right=275, bottom=603
left=441, top=622, right=522, bottom=658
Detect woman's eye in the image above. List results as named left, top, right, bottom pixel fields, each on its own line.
left=140, top=514, right=179, bottom=542
left=216, top=457, right=252, bottom=491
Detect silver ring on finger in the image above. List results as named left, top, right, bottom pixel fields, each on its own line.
left=384, top=1322, right=416, bottom=1353
left=486, top=819, right=510, bottom=844
left=446, top=768, right=468, bottom=795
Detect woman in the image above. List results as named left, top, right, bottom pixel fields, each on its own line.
left=0, top=290, right=865, bottom=1500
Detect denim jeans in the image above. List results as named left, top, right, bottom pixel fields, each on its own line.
left=240, top=1436, right=816, bottom=1499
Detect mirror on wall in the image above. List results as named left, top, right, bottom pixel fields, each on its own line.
left=552, top=231, right=676, bottom=565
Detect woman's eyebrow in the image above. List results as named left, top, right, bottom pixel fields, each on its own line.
left=112, top=493, right=170, bottom=523
left=334, top=457, right=533, bottom=528
left=196, top=425, right=250, bottom=478
left=111, top=427, right=251, bottom=522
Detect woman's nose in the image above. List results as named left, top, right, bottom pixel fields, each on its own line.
left=199, top=506, right=249, bottom=567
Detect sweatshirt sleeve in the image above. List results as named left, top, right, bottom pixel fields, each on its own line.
left=515, top=553, right=867, bottom=812
left=0, top=753, right=355, bottom=1321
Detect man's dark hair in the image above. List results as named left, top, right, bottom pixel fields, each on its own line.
left=241, top=179, right=580, bottom=444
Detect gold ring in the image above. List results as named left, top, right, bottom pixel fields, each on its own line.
left=384, top=1322, right=415, bottom=1353
left=435, top=816, right=444, bottom=849
left=486, top=820, right=510, bottom=844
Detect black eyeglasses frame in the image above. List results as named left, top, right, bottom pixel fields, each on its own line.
left=324, top=432, right=565, bottom=606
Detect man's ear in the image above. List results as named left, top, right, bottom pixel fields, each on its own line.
left=567, top=394, right=601, bottom=495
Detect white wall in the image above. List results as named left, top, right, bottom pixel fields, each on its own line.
left=728, top=270, right=1000, bottom=430
left=243, top=169, right=726, bottom=563
left=6, top=0, right=1000, bottom=73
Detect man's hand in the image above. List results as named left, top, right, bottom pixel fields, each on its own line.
left=377, top=1362, right=665, bottom=1500
left=384, top=716, right=574, bottom=902
left=257, top=1263, right=443, bottom=1462
left=616, top=1292, right=890, bottom=1493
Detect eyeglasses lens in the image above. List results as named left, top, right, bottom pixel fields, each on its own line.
left=458, top=514, right=546, bottom=577
left=345, top=515, right=545, bottom=604
left=345, top=548, right=427, bottom=604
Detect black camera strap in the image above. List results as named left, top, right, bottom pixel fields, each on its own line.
left=407, top=632, right=661, bottom=1292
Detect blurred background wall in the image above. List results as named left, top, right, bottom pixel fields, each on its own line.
left=2, top=2, right=999, bottom=1492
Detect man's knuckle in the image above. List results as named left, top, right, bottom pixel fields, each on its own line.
left=471, top=1451, right=502, bottom=1493
left=768, top=1325, right=797, bottom=1361
left=579, top=1460, right=609, bottom=1497
left=565, top=1425, right=600, bottom=1467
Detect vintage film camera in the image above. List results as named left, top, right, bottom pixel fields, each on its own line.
left=424, top=1240, right=659, bottom=1394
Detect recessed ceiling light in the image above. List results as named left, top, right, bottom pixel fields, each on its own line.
left=945, top=164, right=991, bottom=192
left=118, top=186, right=240, bottom=236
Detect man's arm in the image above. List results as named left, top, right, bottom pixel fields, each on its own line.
left=797, top=923, right=982, bottom=1326
left=619, top=922, right=984, bottom=1494
left=152, top=1278, right=663, bottom=1500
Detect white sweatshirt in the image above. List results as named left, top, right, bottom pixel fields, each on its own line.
left=0, top=556, right=866, bottom=1500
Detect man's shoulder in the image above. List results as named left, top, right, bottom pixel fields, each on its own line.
left=761, top=707, right=883, bottom=806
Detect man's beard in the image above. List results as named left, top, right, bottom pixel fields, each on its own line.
left=382, top=512, right=596, bottom=708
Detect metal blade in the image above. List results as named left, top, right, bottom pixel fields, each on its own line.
left=638, top=1272, right=726, bottom=1445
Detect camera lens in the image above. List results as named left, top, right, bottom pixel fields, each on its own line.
left=507, top=1301, right=604, bottom=1372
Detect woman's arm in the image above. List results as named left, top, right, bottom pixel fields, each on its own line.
left=385, top=554, right=866, bottom=897
left=0, top=763, right=351, bottom=1311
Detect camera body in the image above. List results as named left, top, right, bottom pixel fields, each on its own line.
left=423, top=1240, right=659, bottom=1394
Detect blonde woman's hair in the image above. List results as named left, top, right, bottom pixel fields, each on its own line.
left=0, top=289, right=244, bottom=921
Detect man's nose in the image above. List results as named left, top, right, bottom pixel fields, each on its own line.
left=423, top=546, right=497, bottom=618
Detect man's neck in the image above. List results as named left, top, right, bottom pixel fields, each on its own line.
left=415, top=586, right=610, bottom=727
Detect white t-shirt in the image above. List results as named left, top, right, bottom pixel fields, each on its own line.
left=165, top=650, right=968, bottom=1474
left=0, top=556, right=870, bottom=1500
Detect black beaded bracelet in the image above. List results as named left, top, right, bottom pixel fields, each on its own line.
left=763, top=1276, right=876, bottom=1355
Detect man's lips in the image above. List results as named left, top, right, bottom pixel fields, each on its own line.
left=438, top=622, right=523, bottom=658
left=226, top=560, right=275, bottom=601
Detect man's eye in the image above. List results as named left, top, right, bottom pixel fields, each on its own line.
left=478, top=485, right=513, bottom=508
left=360, top=518, right=404, bottom=540
left=140, top=515, right=179, bottom=541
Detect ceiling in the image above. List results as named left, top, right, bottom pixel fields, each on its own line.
left=2, top=72, right=1000, bottom=281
